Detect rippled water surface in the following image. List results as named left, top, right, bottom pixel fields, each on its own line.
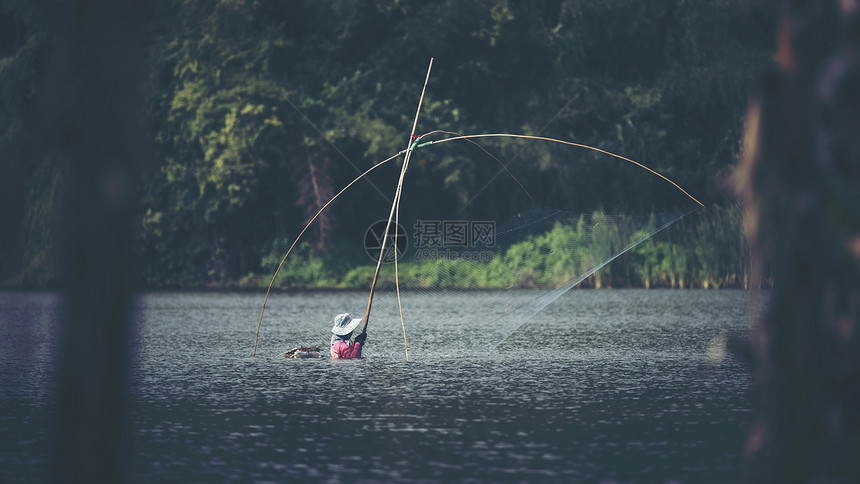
left=1, top=289, right=762, bottom=482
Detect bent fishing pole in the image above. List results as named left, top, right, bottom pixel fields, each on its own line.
left=410, top=133, right=705, bottom=208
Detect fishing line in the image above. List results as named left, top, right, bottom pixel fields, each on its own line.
left=420, top=130, right=536, bottom=205
left=285, top=96, right=393, bottom=203
left=452, top=95, right=580, bottom=213
left=483, top=207, right=701, bottom=355
left=493, top=207, right=566, bottom=239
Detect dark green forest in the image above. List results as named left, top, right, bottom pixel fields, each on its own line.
left=0, top=0, right=778, bottom=289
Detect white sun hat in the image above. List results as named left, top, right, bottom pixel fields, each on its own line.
left=331, top=313, right=362, bottom=336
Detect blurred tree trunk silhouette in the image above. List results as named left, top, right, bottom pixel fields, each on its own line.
left=39, top=1, right=146, bottom=482
left=735, top=1, right=860, bottom=482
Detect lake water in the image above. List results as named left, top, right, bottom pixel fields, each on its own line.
left=1, top=289, right=763, bottom=482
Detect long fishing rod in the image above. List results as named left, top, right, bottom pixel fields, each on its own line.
left=412, top=133, right=706, bottom=208
left=361, top=59, right=434, bottom=360
left=393, top=162, right=409, bottom=361
left=252, top=150, right=405, bottom=356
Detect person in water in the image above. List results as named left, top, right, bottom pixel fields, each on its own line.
left=330, top=313, right=367, bottom=359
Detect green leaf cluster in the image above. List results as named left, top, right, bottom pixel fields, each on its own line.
left=269, top=206, right=749, bottom=290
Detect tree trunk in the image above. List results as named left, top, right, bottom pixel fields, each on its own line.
left=735, top=2, right=860, bottom=482
left=41, top=1, right=146, bottom=482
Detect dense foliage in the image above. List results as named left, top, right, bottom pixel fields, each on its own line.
left=0, top=0, right=777, bottom=288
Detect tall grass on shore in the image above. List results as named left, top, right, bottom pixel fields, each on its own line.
left=265, top=204, right=754, bottom=290
left=611, top=204, right=749, bottom=289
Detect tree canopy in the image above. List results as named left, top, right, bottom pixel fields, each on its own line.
left=0, top=0, right=778, bottom=288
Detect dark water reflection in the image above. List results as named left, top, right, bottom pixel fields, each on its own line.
left=1, top=289, right=762, bottom=482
